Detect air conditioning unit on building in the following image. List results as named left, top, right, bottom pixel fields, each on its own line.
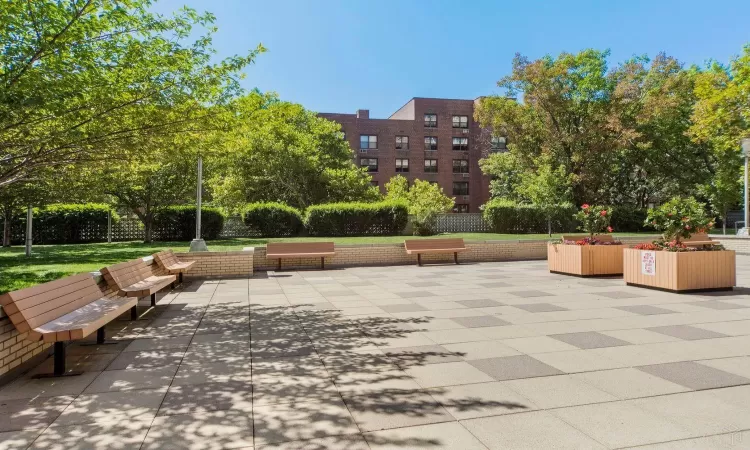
left=462, top=129, right=470, bottom=134
left=462, top=173, right=470, bottom=178
left=359, top=149, right=367, bottom=153
left=463, top=196, right=470, bottom=200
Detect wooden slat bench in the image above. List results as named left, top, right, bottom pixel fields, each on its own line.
left=266, top=242, right=335, bottom=270
left=0, top=273, right=137, bottom=377
left=101, top=258, right=176, bottom=307
left=153, top=249, right=195, bottom=283
left=404, top=238, right=467, bottom=266
left=683, top=232, right=720, bottom=247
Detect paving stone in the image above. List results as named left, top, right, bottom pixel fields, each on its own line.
left=469, top=355, right=563, bottom=381
left=462, top=410, right=607, bottom=450
left=344, top=392, right=454, bottom=432
left=514, top=303, right=568, bottom=313
left=428, top=381, right=537, bottom=420
left=688, top=300, right=750, bottom=310
left=261, top=434, right=370, bottom=449
left=254, top=399, right=359, bottom=445
left=449, top=315, right=511, bottom=328
left=571, top=368, right=689, bottom=399
left=29, top=421, right=151, bottom=450
left=394, top=291, right=434, bottom=299
left=54, top=388, right=166, bottom=426
left=456, top=299, right=504, bottom=308
left=83, top=366, right=177, bottom=394
left=143, top=410, right=255, bottom=449
left=0, top=396, right=73, bottom=432
left=384, top=345, right=463, bottom=367
left=594, top=290, right=644, bottom=299
left=443, top=340, right=521, bottom=360
left=379, top=303, right=428, bottom=313
left=365, top=422, right=487, bottom=449
left=479, top=282, right=512, bottom=288
left=159, top=381, right=253, bottom=415
left=507, top=290, right=554, bottom=298
left=647, top=325, right=729, bottom=341
left=405, top=361, right=495, bottom=388
left=551, top=331, right=631, bottom=349
left=638, top=361, right=750, bottom=390
left=616, top=305, right=676, bottom=315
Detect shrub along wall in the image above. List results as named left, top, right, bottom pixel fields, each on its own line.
left=242, top=202, right=303, bottom=237
left=305, top=201, right=408, bottom=236
left=10, top=204, right=118, bottom=244
left=607, top=205, right=649, bottom=232
left=152, top=206, right=225, bottom=241
left=483, top=199, right=577, bottom=234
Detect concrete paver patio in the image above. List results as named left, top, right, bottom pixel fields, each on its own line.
left=4, top=257, right=750, bottom=449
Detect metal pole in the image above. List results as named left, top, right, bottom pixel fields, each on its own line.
left=742, top=139, right=750, bottom=236
left=196, top=156, right=202, bottom=240
left=107, top=209, right=112, bottom=244
left=745, top=154, right=748, bottom=231
left=25, top=206, right=32, bottom=257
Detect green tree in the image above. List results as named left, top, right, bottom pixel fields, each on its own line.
left=516, top=158, right=573, bottom=236
left=208, top=93, right=379, bottom=211
left=385, top=175, right=454, bottom=235
left=0, top=0, right=263, bottom=188
left=689, top=46, right=749, bottom=232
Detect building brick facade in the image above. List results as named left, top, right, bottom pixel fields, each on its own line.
left=320, top=97, right=503, bottom=213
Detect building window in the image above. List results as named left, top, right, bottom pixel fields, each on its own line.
left=424, top=159, right=438, bottom=173
left=360, top=135, right=377, bottom=149
left=453, top=182, right=469, bottom=195
left=452, top=137, right=468, bottom=151
left=452, top=159, right=469, bottom=174
left=453, top=204, right=469, bottom=213
left=360, top=158, right=378, bottom=172
left=424, top=113, right=437, bottom=127
left=370, top=180, right=379, bottom=187
left=452, top=115, right=469, bottom=128
left=491, top=135, right=507, bottom=151
left=396, top=136, right=409, bottom=150
left=424, top=136, right=438, bottom=150
left=395, top=158, right=409, bottom=173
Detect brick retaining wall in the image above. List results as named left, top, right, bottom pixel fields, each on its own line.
left=711, top=235, right=750, bottom=255
left=175, top=250, right=254, bottom=279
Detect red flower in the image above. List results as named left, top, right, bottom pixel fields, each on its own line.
left=685, top=225, right=691, bottom=230
left=600, top=210, right=607, bottom=216
left=581, top=204, right=590, bottom=209
left=607, top=226, right=613, bottom=232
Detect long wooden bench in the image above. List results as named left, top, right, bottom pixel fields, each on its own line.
left=101, top=258, right=176, bottom=307
left=682, top=232, right=720, bottom=247
left=0, top=273, right=137, bottom=377
left=266, top=242, right=335, bottom=270
left=404, top=238, right=467, bottom=266
left=153, top=249, right=195, bottom=283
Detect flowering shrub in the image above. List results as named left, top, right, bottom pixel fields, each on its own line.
left=633, top=240, right=724, bottom=252
left=645, top=197, right=714, bottom=243
left=575, top=204, right=613, bottom=237
left=562, top=237, right=622, bottom=246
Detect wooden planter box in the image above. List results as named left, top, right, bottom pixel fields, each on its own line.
left=623, top=248, right=736, bottom=292
left=547, top=243, right=624, bottom=276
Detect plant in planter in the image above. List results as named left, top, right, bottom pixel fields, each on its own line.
left=548, top=204, right=624, bottom=276
left=624, top=197, right=734, bottom=291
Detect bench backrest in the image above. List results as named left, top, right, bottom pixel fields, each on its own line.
left=683, top=233, right=714, bottom=243
left=561, top=234, right=615, bottom=242
left=0, top=273, right=103, bottom=333
left=404, top=238, right=466, bottom=251
left=153, top=249, right=178, bottom=267
left=100, top=258, right=152, bottom=290
left=266, top=242, right=334, bottom=255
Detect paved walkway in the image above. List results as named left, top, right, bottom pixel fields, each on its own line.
left=3, top=258, right=750, bottom=449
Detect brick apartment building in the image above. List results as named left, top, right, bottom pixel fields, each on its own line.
left=319, top=97, right=507, bottom=213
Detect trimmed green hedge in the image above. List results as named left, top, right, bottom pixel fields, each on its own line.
left=242, top=202, right=303, bottom=237
left=153, top=206, right=225, bottom=241
left=483, top=199, right=576, bottom=233
left=305, top=201, right=408, bottom=236
left=13, top=204, right=118, bottom=244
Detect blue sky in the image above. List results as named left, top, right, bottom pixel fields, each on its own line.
left=152, top=0, right=750, bottom=118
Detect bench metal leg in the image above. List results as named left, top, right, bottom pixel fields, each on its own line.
left=150, top=293, right=156, bottom=307
left=178, top=272, right=183, bottom=283
left=417, top=254, right=422, bottom=266
left=96, top=327, right=105, bottom=344
left=321, top=257, right=325, bottom=270
left=32, top=342, right=82, bottom=378
left=130, top=306, right=138, bottom=320
left=454, top=252, right=459, bottom=264
left=277, top=258, right=282, bottom=271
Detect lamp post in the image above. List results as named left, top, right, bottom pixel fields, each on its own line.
left=739, top=138, right=750, bottom=236
left=189, top=156, right=208, bottom=252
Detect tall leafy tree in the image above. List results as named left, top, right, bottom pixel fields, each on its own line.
left=689, top=46, right=750, bottom=231
left=0, top=0, right=263, bottom=187
left=209, top=93, right=379, bottom=211
left=384, top=175, right=454, bottom=235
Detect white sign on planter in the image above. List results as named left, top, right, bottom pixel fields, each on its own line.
left=641, top=251, right=656, bottom=276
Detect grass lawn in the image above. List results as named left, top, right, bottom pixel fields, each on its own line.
left=0, top=232, right=655, bottom=294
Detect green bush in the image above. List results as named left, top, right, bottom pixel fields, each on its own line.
left=13, top=204, right=118, bottom=244
left=608, top=205, right=648, bottom=232
left=305, top=201, right=408, bottom=236
left=153, top=206, right=225, bottom=241
left=242, top=202, right=303, bottom=237
left=483, top=199, right=576, bottom=233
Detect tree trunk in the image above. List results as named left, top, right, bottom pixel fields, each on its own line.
left=2, top=209, right=10, bottom=247
left=722, top=211, right=727, bottom=235
left=144, top=213, right=153, bottom=243
left=547, top=216, right=552, bottom=237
